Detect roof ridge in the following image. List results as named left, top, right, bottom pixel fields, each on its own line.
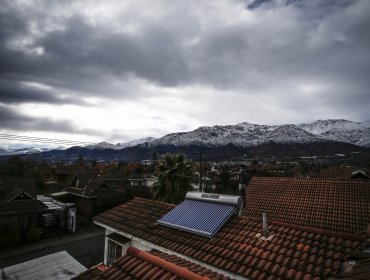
left=251, top=176, right=370, bottom=183
left=132, top=196, right=176, bottom=207
left=126, top=246, right=210, bottom=280
left=272, top=220, right=366, bottom=241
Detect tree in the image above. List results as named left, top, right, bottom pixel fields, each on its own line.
left=152, top=153, right=193, bottom=204
left=1, top=156, right=26, bottom=177
left=212, top=164, right=238, bottom=194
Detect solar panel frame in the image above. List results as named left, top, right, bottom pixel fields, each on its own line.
left=158, top=199, right=237, bottom=238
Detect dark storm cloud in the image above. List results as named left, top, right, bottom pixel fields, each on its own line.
left=0, top=6, right=194, bottom=101
left=39, top=16, right=190, bottom=86
left=0, top=78, right=86, bottom=105
left=0, top=105, right=97, bottom=134
left=185, top=0, right=370, bottom=121
left=0, top=0, right=369, bottom=128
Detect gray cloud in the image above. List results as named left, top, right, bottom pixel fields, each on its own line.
left=0, top=78, right=87, bottom=105
left=0, top=0, right=369, bottom=141
left=0, top=105, right=97, bottom=135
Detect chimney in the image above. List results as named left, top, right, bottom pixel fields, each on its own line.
left=256, top=213, right=274, bottom=241
left=262, top=213, right=268, bottom=237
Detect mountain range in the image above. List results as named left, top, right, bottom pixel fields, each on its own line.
left=88, top=119, right=370, bottom=149
left=1, top=119, right=369, bottom=161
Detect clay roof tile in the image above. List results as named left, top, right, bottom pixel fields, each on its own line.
left=93, top=197, right=368, bottom=280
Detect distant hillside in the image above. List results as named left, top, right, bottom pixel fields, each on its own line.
left=7, top=141, right=367, bottom=163
left=1, top=119, right=369, bottom=162
left=148, top=119, right=370, bottom=148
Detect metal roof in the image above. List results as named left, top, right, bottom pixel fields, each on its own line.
left=1, top=251, right=86, bottom=280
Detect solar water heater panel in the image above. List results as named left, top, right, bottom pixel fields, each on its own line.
left=158, top=199, right=236, bottom=238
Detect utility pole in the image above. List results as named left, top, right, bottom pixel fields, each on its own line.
left=195, top=151, right=207, bottom=192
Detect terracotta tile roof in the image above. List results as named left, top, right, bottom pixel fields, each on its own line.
left=245, top=177, right=370, bottom=234
left=73, top=246, right=229, bottom=280
left=94, top=197, right=369, bottom=279
left=73, top=263, right=106, bottom=280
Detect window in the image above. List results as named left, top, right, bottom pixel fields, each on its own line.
left=107, top=239, right=123, bottom=265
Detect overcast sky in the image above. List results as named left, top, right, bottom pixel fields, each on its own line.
left=1, top=0, right=369, bottom=147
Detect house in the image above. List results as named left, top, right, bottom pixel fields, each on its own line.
left=350, top=170, right=369, bottom=180
left=0, top=178, right=48, bottom=238
left=91, top=190, right=370, bottom=279
left=37, top=195, right=77, bottom=232
left=1, top=251, right=86, bottom=280
left=318, top=166, right=370, bottom=180
left=0, top=177, right=38, bottom=203
left=54, top=174, right=126, bottom=227
left=101, top=173, right=126, bottom=188
left=64, top=178, right=110, bottom=199
left=191, top=174, right=222, bottom=192
left=245, top=177, right=370, bottom=234
left=65, top=173, right=100, bottom=189
left=127, top=174, right=154, bottom=188
left=42, top=167, right=73, bottom=183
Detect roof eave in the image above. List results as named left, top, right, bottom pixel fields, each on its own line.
left=93, top=220, right=247, bottom=280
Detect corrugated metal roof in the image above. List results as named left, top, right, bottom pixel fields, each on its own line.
left=2, top=251, right=86, bottom=280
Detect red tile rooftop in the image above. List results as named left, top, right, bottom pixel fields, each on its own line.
left=94, top=197, right=370, bottom=279
left=245, top=177, right=370, bottom=234
left=72, top=263, right=105, bottom=280
left=73, top=246, right=230, bottom=280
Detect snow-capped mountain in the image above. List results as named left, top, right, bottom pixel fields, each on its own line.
left=148, top=119, right=369, bottom=148
left=118, top=137, right=157, bottom=148
left=0, top=146, right=56, bottom=156
left=298, top=119, right=370, bottom=147
left=86, top=137, right=156, bottom=150
left=1, top=120, right=368, bottom=158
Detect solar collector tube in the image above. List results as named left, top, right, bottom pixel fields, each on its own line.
left=158, top=199, right=237, bottom=238
left=185, top=192, right=243, bottom=209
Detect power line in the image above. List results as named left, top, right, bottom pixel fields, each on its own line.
left=0, top=133, right=97, bottom=146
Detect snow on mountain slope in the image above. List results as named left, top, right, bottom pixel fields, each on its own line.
left=85, top=142, right=117, bottom=150
left=149, top=123, right=270, bottom=147
left=2, top=120, right=367, bottom=156
left=117, top=137, right=157, bottom=148
left=0, top=146, right=54, bottom=156
left=299, top=119, right=370, bottom=147
left=150, top=123, right=322, bottom=148
left=149, top=119, right=369, bottom=148
left=264, top=124, right=326, bottom=144
left=86, top=137, right=157, bottom=150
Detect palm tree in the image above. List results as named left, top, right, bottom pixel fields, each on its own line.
left=212, top=164, right=238, bottom=194
left=152, top=153, right=193, bottom=204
